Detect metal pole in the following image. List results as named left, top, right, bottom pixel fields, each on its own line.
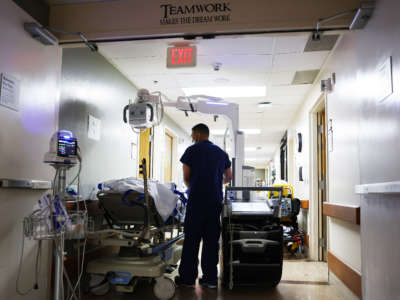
left=54, top=166, right=68, bottom=300
left=54, top=241, right=63, bottom=300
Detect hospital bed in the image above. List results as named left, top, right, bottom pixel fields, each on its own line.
left=85, top=161, right=185, bottom=300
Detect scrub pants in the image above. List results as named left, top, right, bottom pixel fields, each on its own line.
left=178, top=203, right=222, bottom=285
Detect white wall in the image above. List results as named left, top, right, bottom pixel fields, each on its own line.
left=152, top=115, right=191, bottom=190
left=60, top=47, right=140, bottom=199
left=273, top=32, right=363, bottom=271
left=0, top=1, right=62, bottom=299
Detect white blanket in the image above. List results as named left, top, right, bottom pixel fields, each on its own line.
left=100, top=177, right=178, bottom=221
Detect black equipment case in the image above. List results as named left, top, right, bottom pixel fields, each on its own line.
left=221, top=186, right=284, bottom=289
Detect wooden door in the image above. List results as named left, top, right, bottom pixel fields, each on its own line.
left=317, top=110, right=328, bottom=261
left=163, top=132, right=173, bottom=182
left=139, top=128, right=152, bottom=178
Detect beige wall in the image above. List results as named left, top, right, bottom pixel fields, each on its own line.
left=0, top=1, right=62, bottom=299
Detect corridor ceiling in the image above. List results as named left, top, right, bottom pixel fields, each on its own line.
left=99, top=33, right=336, bottom=167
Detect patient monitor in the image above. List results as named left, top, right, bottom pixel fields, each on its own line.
left=43, top=130, right=78, bottom=165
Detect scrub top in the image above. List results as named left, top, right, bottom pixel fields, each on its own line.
left=180, top=140, right=231, bottom=208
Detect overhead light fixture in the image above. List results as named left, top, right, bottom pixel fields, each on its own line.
left=245, top=158, right=266, bottom=162
left=182, top=86, right=266, bottom=98
left=241, top=129, right=261, bottom=135
left=211, top=129, right=226, bottom=135
left=257, top=101, right=272, bottom=108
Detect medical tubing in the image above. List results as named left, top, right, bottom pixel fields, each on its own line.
left=16, top=229, right=42, bottom=296
left=68, top=238, right=87, bottom=300
left=67, top=150, right=82, bottom=189
left=173, top=190, right=188, bottom=204
left=88, top=229, right=139, bottom=237
left=63, top=268, right=79, bottom=300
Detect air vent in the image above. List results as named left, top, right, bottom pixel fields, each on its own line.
left=291, top=70, right=320, bottom=85
left=304, top=34, right=339, bottom=52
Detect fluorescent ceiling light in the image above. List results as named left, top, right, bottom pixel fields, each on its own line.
left=245, top=147, right=262, bottom=151
left=241, top=129, right=261, bottom=135
left=182, top=86, right=266, bottom=98
left=245, top=158, right=266, bottom=162
left=211, top=129, right=227, bottom=135
left=211, top=129, right=261, bottom=136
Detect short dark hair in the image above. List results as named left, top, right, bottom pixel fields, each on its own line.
left=192, top=123, right=209, bottom=136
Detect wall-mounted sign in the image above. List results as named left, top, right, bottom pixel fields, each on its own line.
left=0, top=73, right=20, bottom=111
left=88, top=114, right=101, bottom=141
left=377, top=56, right=393, bottom=103
left=167, top=46, right=197, bottom=68
left=160, top=2, right=232, bottom=25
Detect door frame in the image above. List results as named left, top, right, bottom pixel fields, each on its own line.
left=309, top=93, right=330, bottom=261
left=163, top=129, right=174, bottom=183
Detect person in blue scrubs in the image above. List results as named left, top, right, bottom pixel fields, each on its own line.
left=175, top=123, right=232, bottom=289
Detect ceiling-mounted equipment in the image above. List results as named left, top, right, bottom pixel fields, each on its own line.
left=24, top=23, right=98, bottom=52
left=350, top=1, right=376, bottom=30
left=312, top=1, right=375, bottom=41
left=123, top=89, right=164, bottom=130
left=24, top=23, right=58, bottom=45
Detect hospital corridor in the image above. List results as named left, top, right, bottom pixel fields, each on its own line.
left=1, top=0, right=399, bottom=300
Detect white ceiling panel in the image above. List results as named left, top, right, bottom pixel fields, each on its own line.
left=129, top=74, right=180, bottom=90
left=274, top=34, right=309, bottom=54
left=197, top=37, right=274, bottom=56
left=273, top=51, right=329, bottom=72
left=197, top=54, right=273, bottom=73
left=100, top=41, right=166, bottom=59
left=266, top=71, right=296, bottom=86
left=175, top=72, right=268, bottom=87
left=98, top=32, right=338, bottom=165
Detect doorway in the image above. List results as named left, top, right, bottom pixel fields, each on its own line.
left=139, top=128, right=152, bottom=178
left=163, top=131, right=174, bottom=183
left=310, top=94, right=328, bottom=262
left=317, top=109, right=328, bottom=262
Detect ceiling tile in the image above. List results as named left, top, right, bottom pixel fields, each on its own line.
left=274, top=34, right=310, bottom=54
left=266, top=71, right=295, bottom=86
left=197, top=54, right=273, bottom=73
left=272, top=51, right=329, bottom=72
left=197, top=36, right=274, bottom=56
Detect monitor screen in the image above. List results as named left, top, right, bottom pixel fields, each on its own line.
left=57, top=138, right=77, bottom=157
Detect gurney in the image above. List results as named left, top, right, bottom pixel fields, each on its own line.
left=85, top=160, right=185, bottom=300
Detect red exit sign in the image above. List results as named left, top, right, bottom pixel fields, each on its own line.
left=167, top=46, right=197, bottom=68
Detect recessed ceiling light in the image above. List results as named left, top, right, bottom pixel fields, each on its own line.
left=257, top=101, right=272, bottom=108
left=245, top=158, right=266, bottom=162
left=182, top=86, right=266, bottom=98
left=241, top=129, right=261, bottom=135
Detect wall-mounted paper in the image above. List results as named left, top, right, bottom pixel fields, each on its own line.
left=88, top=114, right=101, bottom=141
left=0, top=73, right=20, bottom=111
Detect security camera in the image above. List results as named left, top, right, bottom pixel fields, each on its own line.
left=213, top=62, right=222, bottom=71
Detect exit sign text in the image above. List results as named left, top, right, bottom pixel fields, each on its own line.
left=167, top=46, right=197, bottom=68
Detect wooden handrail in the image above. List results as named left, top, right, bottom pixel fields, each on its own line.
left=300, top=200, right=309, bottom=210
left=323, top=203, right=360, bottom=225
